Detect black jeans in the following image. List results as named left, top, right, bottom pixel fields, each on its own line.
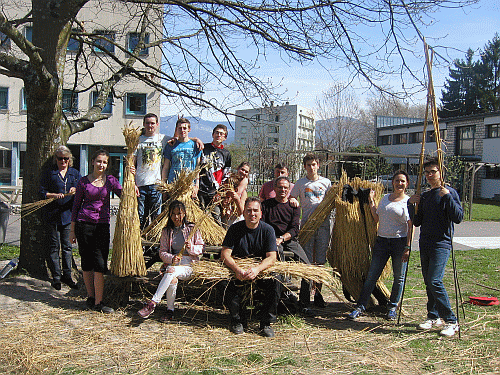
left=46, top=222, right=73, bottom=281
left=224, top=278, right=279, bottom=327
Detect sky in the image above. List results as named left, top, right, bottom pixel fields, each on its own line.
left=162, top=0, right=500, bottom=122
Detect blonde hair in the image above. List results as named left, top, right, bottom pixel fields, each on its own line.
left=53, top=145, right=74, bottom=167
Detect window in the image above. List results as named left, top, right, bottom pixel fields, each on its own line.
left=127, top=32, right=149, bottom=55
left=25, top=26, right=33, bottom=43
left=62, top=89, right=78, bottom=113
left=255, top=114, right=260, bottom=121
left=408, top=132, right=423, bottom=144
left=126, top=93, right=146, bottom=115
left=275, top=115, right=280, bottom=122
left=267, top=137, right=279, bottom=146
left=487, top=124, right=500, bottom=138
left=393, top=133, right=408, bottom=145
left=485, top=166, right=500, bottom=179
left=427, top=129, right=447, bottom=142
left=456, top=125, right=476, bottom=156
left=91, top=91, right=113, bottom=114
left=0, top=87, right=8, bottom=110
left=268, top=125, right=279, bottom=133
left=21, top=88, right=27, bottom=110
left=377, top=135, right=391, bottom=146
left=93, top=31, right=115, bottom=53
left=67, top=29, right=82, bottom=52
left=0, top=31, right=10, bottom=50
left=240, top=126, right=247, bottom=134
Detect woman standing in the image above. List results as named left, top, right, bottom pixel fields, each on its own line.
left=348, top=170, right=412, bottom=321
left=138, top=200, right=204, bottom=321
left=40, top=146, right=81, bottom=290
left=70, top=149, right=121, bottom=313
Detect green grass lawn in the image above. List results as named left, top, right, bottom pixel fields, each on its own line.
left=470, top=199, right=500, bottom=221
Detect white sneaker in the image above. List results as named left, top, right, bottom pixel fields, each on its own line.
left=418, top=318, right=444, bottom=330
left=440, top=323, right=459, bottom=337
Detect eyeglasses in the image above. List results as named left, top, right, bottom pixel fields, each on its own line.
left=424, top=169, right=439, bottom=175
left=57, top=157, right=70, bottom=161
left=214, top=131, right=226, bottom=136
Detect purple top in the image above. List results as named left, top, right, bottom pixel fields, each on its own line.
left=71, top=175, right=122, bottom=224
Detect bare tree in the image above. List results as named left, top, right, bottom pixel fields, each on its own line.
left=315, top=83, right=370, bottom=152
left=0, top=0, right=477, bottom=275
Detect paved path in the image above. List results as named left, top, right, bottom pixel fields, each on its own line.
left=2, top=203, right=499, bottom=250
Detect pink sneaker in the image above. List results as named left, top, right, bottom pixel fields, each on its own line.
left=138, top=301, right=156, bottom=318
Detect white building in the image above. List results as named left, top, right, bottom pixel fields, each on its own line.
left=234, top=102, right=315, bottom=152
left=375, top=114, right=500, bottom=199
left=0, top=1, right=161, bottom=186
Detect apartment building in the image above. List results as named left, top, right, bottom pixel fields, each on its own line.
left=0, top=1, right=161, bottom=186
left=234, top=102, right=315, bottom=152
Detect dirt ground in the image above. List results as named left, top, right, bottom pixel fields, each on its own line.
left=0, top=265, right=499, bottom=375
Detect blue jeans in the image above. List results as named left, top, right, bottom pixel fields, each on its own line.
left=137, top=185, right=162, bottom=230
left=420, top=244, right=457, bottom=323
left=47, top=222, right=73, bottom=281
left=357, top=236, right=407, bottom=310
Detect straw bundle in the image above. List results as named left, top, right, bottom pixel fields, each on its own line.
left=327, top=172, right=391, bottom=304
left=191, top=258, right=339, bottom=288
left=110, top=124, right=147, bottom=277
left=143, top=167, right=226, bottom=245
left=298, top=184, right=337, bottom=246
left=21, top=192, right=74, bottom=218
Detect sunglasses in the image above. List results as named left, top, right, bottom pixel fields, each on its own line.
left=57, top=157, right=70, bottom=161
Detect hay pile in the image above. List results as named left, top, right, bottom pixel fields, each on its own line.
left=327, top=172, right=391, bottom=305
left=191, top=258, right=339, bottom=288
left=142, top=167, right=226, bottom=245
left=110, top=124, right=146, bottom=277
left=298, top=184, right=336, bottom=247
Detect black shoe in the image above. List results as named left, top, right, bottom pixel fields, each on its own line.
left=260, top=325, right=275, bottom=338
left=160, top=309, right=174, bottom=323
left=61, top=277, right=78, bottom=289
left=93, top=303, right=114, bottom=314
left=51, top=281, right=62, bottom=290
left=86, top=297, right=96, bottom=309
left=230, top=323, right=244, bottom=335
left=301, top=307, right=316, bottom=317
left=313, top=292, right=326, bottom=308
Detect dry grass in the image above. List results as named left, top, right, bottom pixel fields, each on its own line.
left=20, top=193, right=75, bottom=218
left=327, top=172, right=391, bottom=305
left=110, top=124, right=146, bottom=277
left=143, top=168, right=226, bottom=246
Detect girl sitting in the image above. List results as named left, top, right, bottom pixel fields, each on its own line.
left=138, top=200, right=204, bottom=321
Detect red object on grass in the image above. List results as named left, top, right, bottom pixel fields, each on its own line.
left=468, top=296, right=499, bottom=306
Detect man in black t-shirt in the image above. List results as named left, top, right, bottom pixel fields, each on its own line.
left=198, top=124, right=231, bottom=223
left=221, top=197, right=279, bottom=337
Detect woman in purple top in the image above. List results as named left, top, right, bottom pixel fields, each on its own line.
left=70, top=149, right=122, bottom=313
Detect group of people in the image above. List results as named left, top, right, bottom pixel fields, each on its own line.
left=40, top=112, right=463, bottom=338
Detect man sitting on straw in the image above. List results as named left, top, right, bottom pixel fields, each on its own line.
left=261, top=176, right=313, bottom=315
left=221, top=196, right=279, bottom=338
left=290, top=153, right=333, bottom=308
left=161, top=117, right=202, bottom=196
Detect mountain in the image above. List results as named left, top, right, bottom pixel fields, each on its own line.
left=160, top=116, right=235, bottom=144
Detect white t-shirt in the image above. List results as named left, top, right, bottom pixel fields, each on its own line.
left=290, top=176, right=331, bottom=225
left=134, top=133, right=167, bottom=187
left=376, top=194, right=410, bottom=238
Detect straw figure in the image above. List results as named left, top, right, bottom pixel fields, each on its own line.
left=327, top=172, right=391, bottom=305
left=143, top=167, right=226, bottom=246
left=110, top=124, right=147, bottom=277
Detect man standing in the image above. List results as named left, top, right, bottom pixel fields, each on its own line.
left=290, top=153, right=332, bottom=307
left=221, top=197, right=279, bottom=337
left=259, top=163, right=294, bottom=201
left=198, top=124, right=232, bottom=222
left=133, top=113, right=167, bottom=229
left=261, top=176, right=312, bottom=314
left=162, top=118, right=202, bottom=195
left=409, top=157, right=463, bottom=337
